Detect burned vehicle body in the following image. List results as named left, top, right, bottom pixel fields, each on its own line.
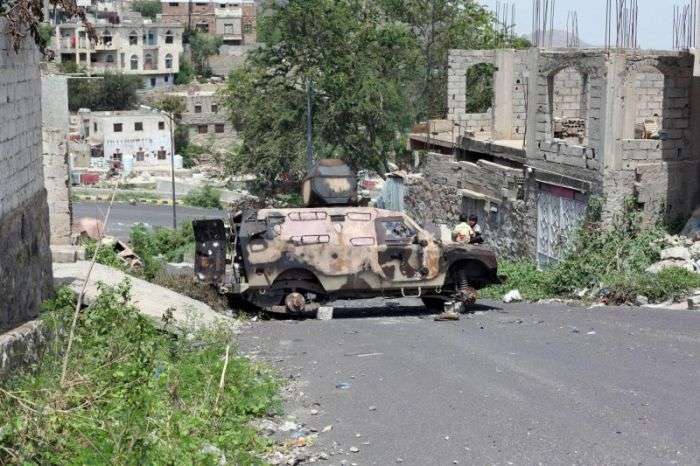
left=195, top=208, right=498, bottom=313
left=194, top=159, right=499, bottom=313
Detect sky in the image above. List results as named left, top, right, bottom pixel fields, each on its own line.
left=481, top=0, right=687, bottom=50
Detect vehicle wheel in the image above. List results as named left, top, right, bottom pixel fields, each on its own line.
left=421, top=297, right=447, bottom=312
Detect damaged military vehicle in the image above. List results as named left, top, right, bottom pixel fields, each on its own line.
left=193, top=159, right=499, bottom=314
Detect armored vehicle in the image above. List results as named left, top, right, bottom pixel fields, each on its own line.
left=193, top=160, right=499, bottom=313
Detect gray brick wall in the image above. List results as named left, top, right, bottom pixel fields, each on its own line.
left=0, top=21, right=54, bottom=332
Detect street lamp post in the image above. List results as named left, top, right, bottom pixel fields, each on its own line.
left=141, top=105, right=177, bottom=229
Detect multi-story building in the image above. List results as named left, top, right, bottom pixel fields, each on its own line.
left=53, top=11, right=184, bottom=88
left=160, top=0, right=256, bottom=46
left=78, top=109, right=174, bottom=167
left=162, top=83, right=236, bottom=149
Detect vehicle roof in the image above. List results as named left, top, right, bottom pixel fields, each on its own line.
left=255, top=207, right=405, bottom=218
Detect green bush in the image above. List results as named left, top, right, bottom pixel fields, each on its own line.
left=0, top=283, right=279, bottom=464
left=130, top=223, right=195, bottom=280
left=481, top=200, right=700, bottom=304
left=182, top=186, right=222, bottom=209
left=130, top=0, right=161, bottom=20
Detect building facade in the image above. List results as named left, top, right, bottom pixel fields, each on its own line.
left=78, top=109, right=174, bottom=167
left=166, top=83, right=236, bottom=149
left=408, top=48, right=700, bottom=264
left=160, top=0, right=256, bottom=45
left=53, top=12, right=184, bottom=89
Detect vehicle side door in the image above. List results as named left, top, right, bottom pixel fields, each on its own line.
left=374, top=216, right=424, bottom=283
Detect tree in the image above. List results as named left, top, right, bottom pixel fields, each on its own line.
left=378, top=0, right=529, bottom=118
left=153, top=95, right=190, bottom=159
left=222, top=0, right=422, bottom=189
left=189, top=31, right=221, bottom=77
left=174, top=56, right=194, bottom=84
left=68, top=73, right=143, bottom=111
left=130, top=0, right=161, bottom=20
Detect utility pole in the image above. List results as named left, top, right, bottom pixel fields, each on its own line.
left=305, top=77, right=314, bottom=171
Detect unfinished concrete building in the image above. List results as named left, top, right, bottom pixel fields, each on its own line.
left=408, top=48, right=700, bottom=264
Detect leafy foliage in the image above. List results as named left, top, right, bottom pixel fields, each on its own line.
left=0, top=283, right=279, bottom=464
left=68, top=72, right=143, bottom=112
left=130, top=223, right=196, bottom=280
left=481, top=201, right=700, bottom=304
left=222, top=0, right=528, bottom=191
left=174, top=56, right=195, bottom=84
left=465, top=63, right=495, bottom=113
left=182, top=185, right=222, bottom=209
left=189, top=31, right=221, bottom=77
left=223, top=0, right=422, bottom=189
left=130, top=0, right=161, bottom=20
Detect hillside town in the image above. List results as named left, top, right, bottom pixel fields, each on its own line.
left=1, top=0, right=699, bottom=464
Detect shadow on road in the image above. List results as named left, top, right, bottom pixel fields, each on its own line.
left=264, top=301, right=501, bottom=321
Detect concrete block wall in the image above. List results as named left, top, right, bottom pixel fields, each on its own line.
left=604, top=52, right=698, bottom=224
left=551, top=67, right=587, bottom=120
left=0, top=20, right=54, bottom=333
left=526, top=49, right=608, bottom=184
left=511, top=52, right=528, bottom=137
left=42, top=129, right=72, bottom=245
left=404, top=152, right=534, bottom=260
left=447, top=49, right=529, bottom=141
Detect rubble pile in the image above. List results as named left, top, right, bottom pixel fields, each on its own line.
left=646, top=234, right=700, bottom=275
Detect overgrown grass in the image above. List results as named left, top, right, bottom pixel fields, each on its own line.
left=85, top=223, right=195, bottom=281
left=182, top=186, right=222, bottom=209
left=481, top=200, right=700, bottom=304
left=0, top=283, right=279, bottom=464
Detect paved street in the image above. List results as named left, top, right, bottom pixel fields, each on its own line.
left=73, top=202, right=225, bottom=240
left=239, top=299, right=700, bottom=465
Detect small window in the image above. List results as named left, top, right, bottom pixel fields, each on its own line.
left=134, top=122, right=143, bottom=131
left=194, top=104, right=202, bottom=113
left=157, top=150, right=167, bottom=160
left=198, top=125, right=208, bottom=134
left=164, top=75, right=169, bottom=82
left=215, top=123, right=224, bottom=133
left=378, top=219, right=415, bottom=243
left=93, top=122, right=97, bottom=132
left=165, top=53, right=173, bottom=69
left=243, top=23, right=253, bottom=34
left=129, top=31, right=138, bottom=45
left=130, top=54, right=138, bottom=70
left=158, top=121, right=165, bottom=130
left=211, top=104, right=218, bottom=113
left=165, top=30, right=174, bottom=44
left=113, top=123, right=123, bottom=132
left=106, top=54, right=114, bottom=63
left=169, top=2, right=179, bottom=5
left=220, top=3, right=226, bottom=8
left=136, top=151, right=145, bottom=161
left=150, top=77, right=156, bottom=87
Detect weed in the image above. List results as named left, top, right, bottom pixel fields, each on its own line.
left=0, top=283, right=279, bottom=464
left=182, top=186, right=222, bottom=209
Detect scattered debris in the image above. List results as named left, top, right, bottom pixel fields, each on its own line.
left=322, top=425, right=333, bottom=433
left=317, top=306, right=334, bottom=320
left=349, top=447, right=360, bottom=453
left=503, top=290, right=523, bottom=303
left=335, top=382, right=351, bottom=390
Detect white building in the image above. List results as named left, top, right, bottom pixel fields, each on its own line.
left=54, top=11, right=184, bottom=89
left=78, top=109, right=174, bottom=168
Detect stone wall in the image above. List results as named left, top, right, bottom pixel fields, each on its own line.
left=41, top=75, right=72, bottom=245
left=0, top=21, right=54, bottom=333
left=405, top=152, right=535, bottom=260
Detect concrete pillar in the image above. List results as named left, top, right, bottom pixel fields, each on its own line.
left=494, top=50, right=514, bottom=140
left=525, top=47, right=540, bottom=157
left=602, top=52, right=626, bottom=172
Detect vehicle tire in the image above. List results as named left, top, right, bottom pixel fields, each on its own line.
left=421, top=297, right=446, bottom=312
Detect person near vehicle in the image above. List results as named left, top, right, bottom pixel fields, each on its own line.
left=452, top=215, right=474, bottom=243
left=468, top=214, right=484, bottom=244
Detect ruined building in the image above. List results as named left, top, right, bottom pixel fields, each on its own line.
left=0, top=20, right=54, bottom=333
left=408, top=48, right=700, bottom=265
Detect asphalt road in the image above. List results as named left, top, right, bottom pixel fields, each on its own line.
left=73, top=202, right=225, bottom=240
left=239, top=299, right=700, bottom=465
